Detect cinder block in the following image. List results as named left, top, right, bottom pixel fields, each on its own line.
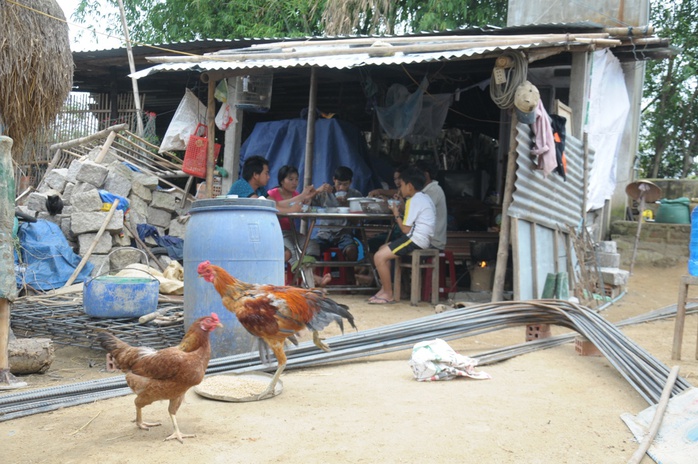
left=45, top=168, right=69, bottom=192
left=26, top=192, right=48, bottom=213
left=71, top=189, right=104, bottom=212
left=78, top=233, right=113, bottom=255
left=526, top=324, right=551, bottom=342
left=75, top=160, right=108, bottom=187
left=596, top=241, right=617, bottom=253
left=598, top=267, right=629, bottom=286
left=574, top=336, right=603, bottom=357
left=151, top=189, right=178, bottom=212
left=596, top=251, right=620, bottom=268
left=103, top=171, right=132, bottom=199
left=147, top=206, right=173, bottom=228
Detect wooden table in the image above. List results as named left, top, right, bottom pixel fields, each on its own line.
left=279, top=212, right=395, bottom=291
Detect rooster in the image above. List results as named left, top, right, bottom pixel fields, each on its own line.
left=96, top=313, right=222, bottom=443
left=197, top=260, right=356, bottom=400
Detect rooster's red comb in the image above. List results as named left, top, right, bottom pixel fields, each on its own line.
left=210, top=312, right=219, bottom=322
left=197, top=261, right=212, bottom=273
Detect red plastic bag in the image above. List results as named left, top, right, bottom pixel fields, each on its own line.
left=183, top=124, right=221, bottom=178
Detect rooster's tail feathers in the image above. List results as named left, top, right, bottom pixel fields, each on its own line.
left=308, top=300, right=356, bottom=333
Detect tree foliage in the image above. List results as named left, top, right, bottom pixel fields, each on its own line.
left=638, top=0, right=698, bottom=179
left=72, top=0, right=507, bottom=44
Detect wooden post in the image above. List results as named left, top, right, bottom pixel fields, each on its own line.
left=0, top=298, right=9, bottom=372
left=491, top=114, right=519, bottom=302
left=64, top=199, right=120, bottom=287
left=116, top=0, right=145, bottom=137
left=206, top=77, right=216, bottom=198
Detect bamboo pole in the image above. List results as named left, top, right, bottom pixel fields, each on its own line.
left=491, top=113, right=519, bottom=302
left=93, top=130, right=118, bottom=164
left=64, top=199, right=120, bottom=287
left=116, top=0, right=144, bottom=137
left=147, top=35, right=617, bottom=64
left=49, top=124, right=129, bottom=151
left=627, top=365, right=680, bottom=464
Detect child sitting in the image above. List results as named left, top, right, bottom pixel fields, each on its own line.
left=369, top=166, right=435, bottom=304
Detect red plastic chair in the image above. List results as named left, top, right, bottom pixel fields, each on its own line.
left=423, top=250, right=457, bottom=301
left=322, top=247, right=348, bottom=285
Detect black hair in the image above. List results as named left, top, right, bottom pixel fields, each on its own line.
left=277, top=165, right=299, bottom=186
left=242, top=155, right=268, bottom=181
left=414, top=159, right=438, bottom=179
left=333, top=166, right=353, bottom=182
left=399, top=166, right=426, bottom=191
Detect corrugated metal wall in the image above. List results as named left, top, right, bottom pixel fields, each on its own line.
left=508, top=122, right=595, bottom=299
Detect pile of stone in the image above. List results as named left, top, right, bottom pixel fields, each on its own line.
left=17, top=148, right=191, bottom=275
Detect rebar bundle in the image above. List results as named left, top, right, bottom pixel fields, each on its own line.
left=1, top=300, right=694, bottom=422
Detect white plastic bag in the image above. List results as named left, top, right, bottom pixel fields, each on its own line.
left=159, top=89, right=207, bottom=153
left=408, top=338, right=491, bottom=381
left=215, top=102, right=234, bottom=130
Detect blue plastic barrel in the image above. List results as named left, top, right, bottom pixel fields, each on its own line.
left=183, top=197, right=284, bottom=358
left=689, top=207, right=698, bottom=276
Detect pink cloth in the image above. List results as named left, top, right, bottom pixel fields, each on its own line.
left=529, top=100, right=556, bottom=177
left=267, top=187, right=299, bottom=231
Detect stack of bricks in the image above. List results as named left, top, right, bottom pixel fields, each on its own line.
left=595, top=241, right=629, bottom=298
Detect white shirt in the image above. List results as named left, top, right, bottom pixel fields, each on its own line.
left=403, top=191, right=435, bottom=249
left=422, top=180, right=447, bottom=250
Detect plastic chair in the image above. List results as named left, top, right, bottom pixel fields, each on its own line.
left=394, top=249, right=439, bottom=306
left=322, top=247, right=348, bottom=285
left=423, top=250, right=457, bottom=301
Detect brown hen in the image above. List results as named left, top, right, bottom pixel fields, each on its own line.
left=96, top=313, right=222, bottom=443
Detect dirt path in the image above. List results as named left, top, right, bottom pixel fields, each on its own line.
left=2, top=260, right=697, bottom=463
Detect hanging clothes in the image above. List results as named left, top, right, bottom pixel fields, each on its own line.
left=529, top=100, right=557, bottom=177
left=549, top=114, right=568, bottom=181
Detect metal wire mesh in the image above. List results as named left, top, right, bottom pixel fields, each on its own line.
left=10, top=301, right=185, bottom=350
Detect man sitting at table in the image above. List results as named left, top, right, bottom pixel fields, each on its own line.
left=311, top=166, right=364, bottom=284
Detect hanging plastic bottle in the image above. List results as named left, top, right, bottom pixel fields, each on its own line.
left=689, top=206, right=698, bottom=276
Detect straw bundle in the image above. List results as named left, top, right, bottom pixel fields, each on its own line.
left=0, top=0, right=73, bottom=156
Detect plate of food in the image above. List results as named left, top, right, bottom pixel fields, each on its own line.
left=194, top=372, right=283, bottom=402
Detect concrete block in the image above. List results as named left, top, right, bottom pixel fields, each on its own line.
left=71, top=210, right=124, bottom=234
left=78, top=232, right=113, bottom=255
left=112, top=232, right=131, bottom=247
left=66, top=159, right=83, bottom=183
left=72, top=181, right=97, bottom=196
left=88, top=146, right=119, bottom=165
left=36, top=212, right=62, bottom=227
left=87, top=254, right=109, bottom=276
left=598, top=267, right=630, bottom=286
left=15, top=205, right=35, bottom=220
left=168, top=217, right=187, bottom=238
left=596, top=241, right=617, bottom=253
left=60, top=216, right=75, bottom=242
left=103, top=170, right=132, bottom=199
left=151, top=189, right=177, bottom=212
left=71, top=189, right=104, bottom=212
left=45, top=168, right=69, bottom=192
left=26, top=192, right=48, bottom=213
left=109, top=247, right=146, bottom=270
left=596, top=251, right=620, bottom=268
left=147, top=206, right=172, bottom=228
left=133, top=172, right=159, bottom=190
left=75, top=160, right=108, bottom=187
left=128, top=195, right=149, bottom=218
left=108, top=161, right=135, bottom=180
left=63, top=182, right=75, bottom=205
left=131, top=180, right=152, bottom=202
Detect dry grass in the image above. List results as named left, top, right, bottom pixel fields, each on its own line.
left=0, top=0, right=73, bottom=156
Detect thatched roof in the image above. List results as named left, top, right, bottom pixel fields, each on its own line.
left=0, top=0, right=73, bottom=156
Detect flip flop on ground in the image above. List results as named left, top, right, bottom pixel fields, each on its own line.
left=368, top=296, right=396, bottom=305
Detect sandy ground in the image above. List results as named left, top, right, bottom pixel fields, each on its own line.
left=2, top=260, right=698, bottom=464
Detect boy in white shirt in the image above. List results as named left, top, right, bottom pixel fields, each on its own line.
left=369, top=166, right=435, bottom=304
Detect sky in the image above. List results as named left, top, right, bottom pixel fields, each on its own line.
left=56, top=0, right=122, bottom=51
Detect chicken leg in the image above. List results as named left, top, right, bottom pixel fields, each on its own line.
left=257, top=341, right=287, bottom=400
left=163, top=396, right=196, bottom=443
left=135, top=405, right=162, bottom=430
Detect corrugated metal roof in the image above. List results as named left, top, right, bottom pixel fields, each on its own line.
left=131, top=39, right=587, bottom=79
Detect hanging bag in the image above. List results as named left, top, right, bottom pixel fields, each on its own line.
left=182, top=123, right=221, bottom=178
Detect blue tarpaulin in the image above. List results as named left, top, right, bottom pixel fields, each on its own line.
left=15, top=220, right=93, bottom=291
left=239, top=118, right=389, bottom=194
